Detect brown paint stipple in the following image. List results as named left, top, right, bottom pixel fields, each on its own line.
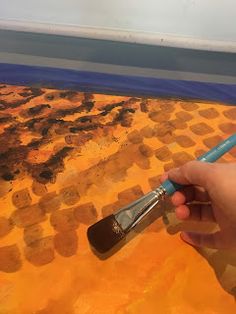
left=25, top=236, right=55, bottom=266
left=190, top=122, right=214, bottom=136
left=0, top=112, right=13, bottom=124
left=203, top=135, right=223, bottom=149
left=172, top=152, right=193, bottom=166
left=101, top=201, right=121, bottom=218
left=0, top=127, right=21, bottom=155
left=198, top=108, right=219, bottom=119
left=54, top=231, right=78, bottom=257
left=164, top=162, right=175, bottom=172
left=159, top=102, right=175, bottom=113
left=64, top=133, right=93, bottom=146
left=11, top=204, right=46, bottom=228
left=39, top=192, right=61, bottom=213
left=158, top=134, right=175, bottom=144
left=155, top=146, right=172, bottom=162
left=180, top=102, right=199, bottom=111
left=140, top=126, right=155, bottom=138
left=127, top=130, right=143, bottom=144
left=76, top=145, right=134, bottom=195
left=194, top=149, right=207, bottom=158
left=0, top=94, right=139, bottom=186
left=23, top=224, right=43, bottom=246
left=0, top=87, right=43, bottom=110
left=148, top=111, right=171, bottom=123
left=64, top=134, right=75, bottom=145
left=31, top=181, right=48, bottom=196
left=74, top=203, right=98, bottom=225
left=114, top=107, right=135, bottom=127
left=12, top=188, right=32, bottom=209
left=169, top=119, right=188, bottom=130
left=223, top=108, right=236, bottom=120
left=19, top=87, right=43, bottom=98
left=140, top=101, right=148, bottom=113
left=54, top=103, right=95, bottom=121
left=59, top=90, right=84, bottom=102
left=53, top=143, right=66, bottom=154
left=126, top=97, right=140, bottom=105
left=59, top=185, right=80, bottom=206
left=0, top=144, right=28, bottom=182
left=99, top=100, right=124, bottom=113
left=0, top=217, right=14, bottom=238
left=118, top=185, right=144, bottom=206
left=50, top=208, right=79, bottom=232
left=0, top=180, right=12, bottom=197
left=138, top=144, right=154, bottom=158
left=219, top=122, right=236, bottom=134
left=148, top=175, right=161, bottom=190
left=0, top=244, right=22, bottom=273
left=175, top=111, right=193, bottom=122
left=154, top=122, right=175, bottom=144
left=176, top=135, right=196, bottom=148
left=30, top=146, right=73, bottom=184
left=84, top=92, right=94, bottom=102
left=43, top=91, right=61, bottom=102
left=20, top=104, right=51, bottom=118
left=135, top=154, right=151, bottom=170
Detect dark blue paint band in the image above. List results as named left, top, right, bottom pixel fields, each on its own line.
left=0, top=63, right=235, bottom=105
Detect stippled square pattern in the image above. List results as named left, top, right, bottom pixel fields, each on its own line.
left=0, top=84, right=236, bottom=314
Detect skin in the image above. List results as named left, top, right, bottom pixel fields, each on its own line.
left=161, top=161, right=236, bottom=249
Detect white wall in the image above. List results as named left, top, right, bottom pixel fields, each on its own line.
left=0, top=0, right=236, bottom=51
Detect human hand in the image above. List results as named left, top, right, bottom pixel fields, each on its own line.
left=163, top=161, right=236, bottom=249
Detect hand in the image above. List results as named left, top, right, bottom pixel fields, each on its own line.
left=163, top=161, right=236, bottom=249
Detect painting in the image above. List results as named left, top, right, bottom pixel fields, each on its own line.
left=0, top=83, right=236, bottom=313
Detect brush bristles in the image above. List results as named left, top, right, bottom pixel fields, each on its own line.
left=87, top=215, right=126, bottom=253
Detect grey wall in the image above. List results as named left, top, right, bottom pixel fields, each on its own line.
left=1, top=0, right=236, bottom=48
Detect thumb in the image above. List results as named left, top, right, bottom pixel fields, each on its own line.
left=167, top=160, right=214, bottom=188
left=180, top=231, right=225, bottom=249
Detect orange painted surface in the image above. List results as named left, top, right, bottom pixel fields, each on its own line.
left=0, top=84, right=236, bottom=314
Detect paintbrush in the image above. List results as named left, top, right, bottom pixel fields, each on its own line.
left=87, top=134, right=236, bottom=254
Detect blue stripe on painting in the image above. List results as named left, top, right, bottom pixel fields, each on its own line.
left=0, top=63, right=235, bottom=104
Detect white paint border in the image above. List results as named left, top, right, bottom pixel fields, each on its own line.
left=0, top=19, right=236, bottom=53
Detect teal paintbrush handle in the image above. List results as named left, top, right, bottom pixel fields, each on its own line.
left=161, top=133, right=236, bottom=196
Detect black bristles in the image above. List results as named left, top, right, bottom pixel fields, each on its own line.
left=87, top=215, right=126, bottom=253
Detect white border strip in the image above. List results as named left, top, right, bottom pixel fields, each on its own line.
left=0, top=19, right=236, bottom=53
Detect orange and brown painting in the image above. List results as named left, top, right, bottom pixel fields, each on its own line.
left=0, top=83, right=236, bottom=314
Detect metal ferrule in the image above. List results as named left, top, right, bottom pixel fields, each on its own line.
left=114, top=186, right=167, bottom=233
left=154, top=186, right=167, bottom=199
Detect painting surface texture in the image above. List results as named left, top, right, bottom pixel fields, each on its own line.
left=0, top=83, right=236, bottom=314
